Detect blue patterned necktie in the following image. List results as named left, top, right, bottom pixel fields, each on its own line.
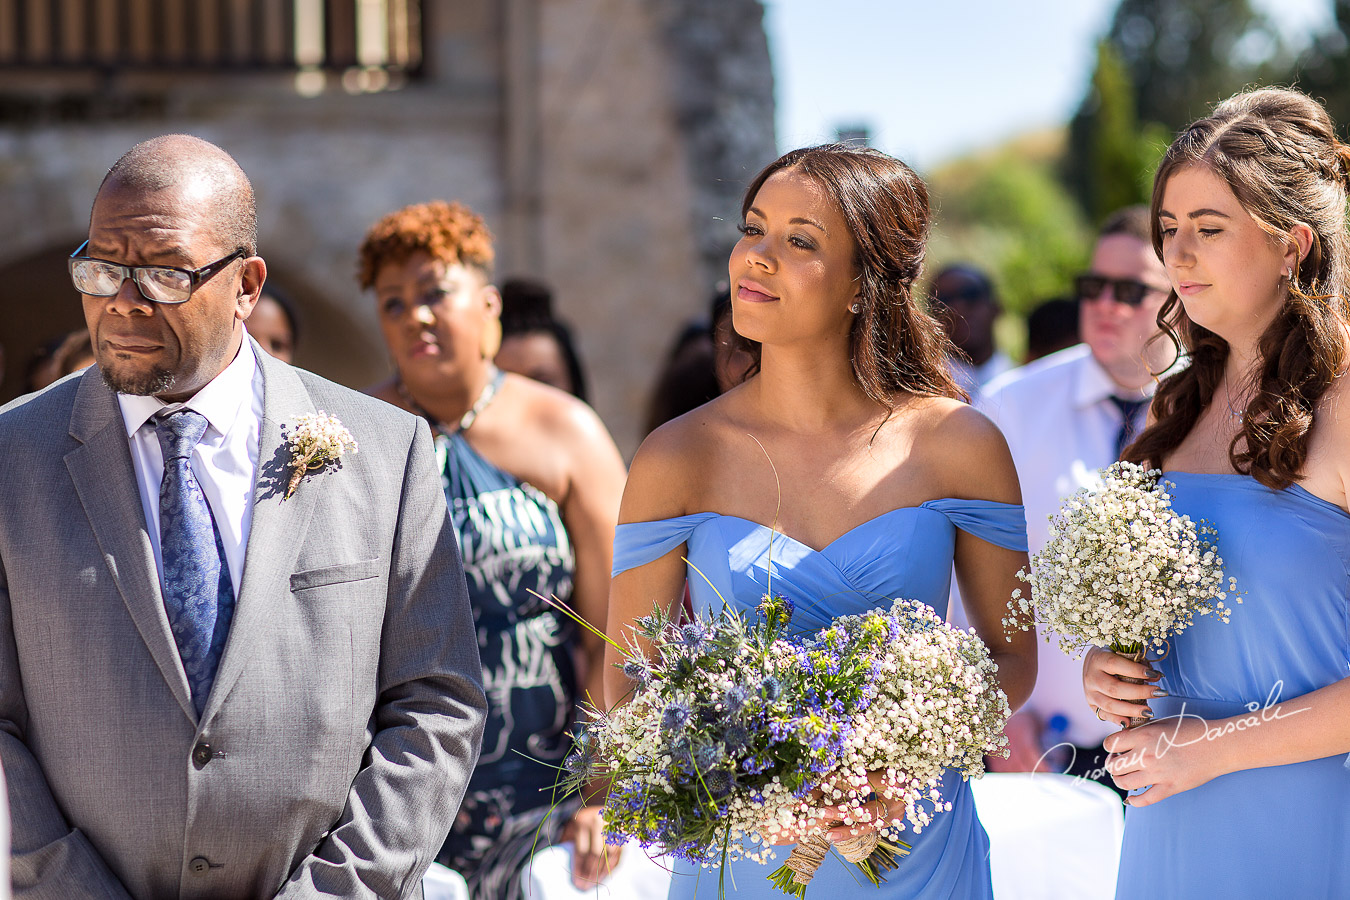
left=155, top=409, right=236, bottom=716
left=1109, top=395, right=1148, bottom=459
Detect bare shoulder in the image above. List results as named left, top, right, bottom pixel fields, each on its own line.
left=622, top=394, right=740, bottom=523
left=1311, top=369, right=1350, bottom=494
left=499, top=372, right=618, bottom=453
left=901, top=395, right=1021, bottom=504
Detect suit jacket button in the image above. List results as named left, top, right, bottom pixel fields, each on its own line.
left=189, top=857, right=211, bottom=875
left=192, top=742, right=213, bottom=768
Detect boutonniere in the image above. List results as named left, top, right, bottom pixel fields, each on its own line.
left=285, top=412, right=358, bottom=498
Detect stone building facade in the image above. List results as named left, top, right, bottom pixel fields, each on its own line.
left=0, top=0, right=775, bottom=453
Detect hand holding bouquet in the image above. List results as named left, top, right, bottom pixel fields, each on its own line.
left=557, top=594, right=1010, bottom=897
left=1004, top=462, right=1239, bottom=726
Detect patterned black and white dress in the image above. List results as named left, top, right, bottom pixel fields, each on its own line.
left=430, top=372, right=582, bottom=899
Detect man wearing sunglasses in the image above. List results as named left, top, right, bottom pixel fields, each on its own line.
left=0, top=135, right=486, bottom=898
left=974, top=205, right=1177, bottom=787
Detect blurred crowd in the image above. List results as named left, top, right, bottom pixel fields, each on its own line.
left=2, top=175, right=1166, bottom=896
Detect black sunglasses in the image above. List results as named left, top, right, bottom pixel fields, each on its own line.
left=1074, top=274, right=1167, bottom=307
left=68, top=240, right=247, bottom=305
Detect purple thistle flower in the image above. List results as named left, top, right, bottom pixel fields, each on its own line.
left=678, top=622, right=709, bottom=651
left=661, top=701, right=692, bottom=733
left=622, top=659, right=651, bottom=684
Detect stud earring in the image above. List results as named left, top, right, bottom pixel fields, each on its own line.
left=849, top=302, right=861, bottom=314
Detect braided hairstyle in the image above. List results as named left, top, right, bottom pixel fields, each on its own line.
left=727, top=144, right=964, bottom=404
left=1125, top=88, right=1350, bottom=488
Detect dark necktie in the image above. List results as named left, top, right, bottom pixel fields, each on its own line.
left=155, top=410, right=236, bottom=716
left=1108, top=395, right=1148, bottom=459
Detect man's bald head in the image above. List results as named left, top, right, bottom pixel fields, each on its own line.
left=97, top=134, right=258, bottom=256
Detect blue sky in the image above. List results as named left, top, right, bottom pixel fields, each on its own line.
left=764, top=0, right=1334, bottom=172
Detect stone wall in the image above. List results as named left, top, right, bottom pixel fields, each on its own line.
left=0, top=0, right=775, bottom=455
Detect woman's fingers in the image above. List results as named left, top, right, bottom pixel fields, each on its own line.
left=568, top=806, right=620, bottom=887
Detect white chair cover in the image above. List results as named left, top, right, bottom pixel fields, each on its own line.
left=524, top=841, right=674, bottom=900
left=970, top=771, right=1123, bottom=899
left=421, top=862, right=470, bottom=900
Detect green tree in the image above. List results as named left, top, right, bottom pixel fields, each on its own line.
left=1106, top=0, right=1281, bottom=130
left=1066, top=41, right=1159, bottom=224
left=1289, top=1, right=1350, bottom=129
left=1065, top=0, right=1281, bottom=220
left=928, top=131, right=1093, bottom=328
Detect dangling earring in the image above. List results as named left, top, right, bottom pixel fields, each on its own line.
left=481, top=317, right=502, bottom=360
left=849, top=302, right=861, bottom=314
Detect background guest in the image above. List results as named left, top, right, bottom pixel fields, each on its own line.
left=1024, top=296, right=1081, bottom=362
left=48, top=329, right=95, bottom=380
left=495, top=277, right=589, bottom=401
left=247, top=287, right=300, bottom=364
left=360, top=201, right=627, bottom=898
left=927, top=263, right=1015, bottom=398
left=977, top=204, right=1174, bottom=788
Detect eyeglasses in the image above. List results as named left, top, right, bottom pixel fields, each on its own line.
left=68, top=240, right=247, bottom=304
left=1074, top=274, right=1167, bottom=307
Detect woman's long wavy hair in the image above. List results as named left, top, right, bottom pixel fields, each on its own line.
left=1124, top=88, right=1350, bottom=489
left=727, top=144, right=965, bottom=405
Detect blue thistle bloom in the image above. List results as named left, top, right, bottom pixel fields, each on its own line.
left=722, top=684, right=748, bottom=713
left=722, top=722, right=751, bottom=750
left=668, top=736, right=694, bottom=769
left=704, top=769, right=734, bottom=798
left=678, top=622, right=708, bottom=651
left=760, top=675, right=782, bottom=702
left=635, top=613, right=665, bottom=638
left=661, top=701, right=692, bottom=733
left=622, top=659, right=651, bottom=684
left=693, top=741, right=723, bottom=772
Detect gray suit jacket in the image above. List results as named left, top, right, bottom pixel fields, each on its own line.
left=0, top=344, right=487, bottom=899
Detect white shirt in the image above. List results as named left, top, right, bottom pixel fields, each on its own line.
left=951, top=350, right=1016, bottom=401
left=975, top=344, right=1154, bottom=747
left=117, top=339, right=264, bottom=595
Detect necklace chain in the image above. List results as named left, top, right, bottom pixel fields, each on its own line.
left=394, top=365, right=501, bottom=433
left=1223, top=372, right=1247, bottom=423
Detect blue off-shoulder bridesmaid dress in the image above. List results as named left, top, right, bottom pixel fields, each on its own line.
left=612, top=499, right=1027, bottom=900
left=1115, top=472, right=1350, bottom=898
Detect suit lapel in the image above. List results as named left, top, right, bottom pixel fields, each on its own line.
left=65, top=369, right=197, bottom=724
left=202, top=345, right=320, bottom=722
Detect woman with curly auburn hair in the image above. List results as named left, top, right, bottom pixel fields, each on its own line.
left=1083, top=88, right=1350, bottom=896
left=605, top=145, right=1036, bottom=898
left=359, top=201, right=627, bottom=898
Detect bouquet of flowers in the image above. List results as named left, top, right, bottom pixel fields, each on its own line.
left=557, top=593, right=1010, bottom=897
left=1003, top=461, right=1239, bottom=726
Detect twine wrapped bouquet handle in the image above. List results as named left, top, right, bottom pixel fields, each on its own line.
left=784, top=832, right=879, bottom=886
left=1113, top=640, right=1170, bottom=729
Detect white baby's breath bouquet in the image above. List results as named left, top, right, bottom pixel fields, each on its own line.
left=1004, top=462, right=1238, bottom=724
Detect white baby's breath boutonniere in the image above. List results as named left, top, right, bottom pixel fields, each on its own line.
left=285, top=412, right=358, bottom=498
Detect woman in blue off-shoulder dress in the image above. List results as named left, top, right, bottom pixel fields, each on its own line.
left=1084, top=88, right=1350, bottom=898
left=604, top=144, right=1038, bottom=899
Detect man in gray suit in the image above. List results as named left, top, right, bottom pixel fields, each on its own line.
left=0, top=135, right=487, bottom=898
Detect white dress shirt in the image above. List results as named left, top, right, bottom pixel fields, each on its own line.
left=975, top=344, right=1154, bottom=747
left=117, top=339, right=264, bottom=595
left=951, top=350, right=1016, bottom=401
